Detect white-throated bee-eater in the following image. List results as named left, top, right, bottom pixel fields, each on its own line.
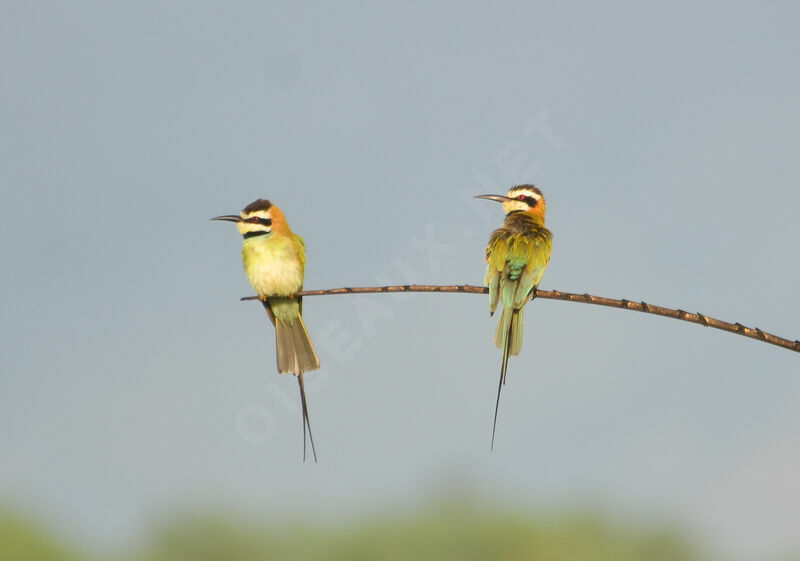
left=475, top=185, right=553, bottom=450
left=212, top=199, right=321, bottom=462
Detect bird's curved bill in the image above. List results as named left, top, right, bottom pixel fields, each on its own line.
left=210, top=214, right=241, bottom=222
left=474, top=194, right=512, bottom=203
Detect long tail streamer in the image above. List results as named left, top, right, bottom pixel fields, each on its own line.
left=491, top=310, right=517, bottom=451
left=297, top=374, right=317, bottom=462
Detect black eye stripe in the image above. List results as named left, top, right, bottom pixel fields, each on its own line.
left=510, top=193, right=539, bottom=207
left=513, top=195, right=538, bottom=207
left=247, top=217, right=272, bottom=226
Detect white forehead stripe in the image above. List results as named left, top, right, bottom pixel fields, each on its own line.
left=241, top=210, right=272, bottom=219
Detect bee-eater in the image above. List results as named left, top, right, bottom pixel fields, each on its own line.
left=475, top=185, right=553, bottom=449
left=212, top=199, right=321, bottom=462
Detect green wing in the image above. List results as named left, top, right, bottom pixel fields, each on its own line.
left=484, top=221, right=552, bottom=311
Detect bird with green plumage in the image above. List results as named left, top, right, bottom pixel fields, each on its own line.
left=213, top=199, right=320, bottom=462
left=475, top=185, right=553, bottom=449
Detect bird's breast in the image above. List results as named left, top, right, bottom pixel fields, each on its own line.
left=242, top=237, right=304, bottom=297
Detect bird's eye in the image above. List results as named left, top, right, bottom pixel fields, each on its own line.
left=517, top=195, right=526, bottom=200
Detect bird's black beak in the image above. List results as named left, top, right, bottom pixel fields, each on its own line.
left=210, top=214, right=241, bottom=223
left=474, top=194, right=512, bottom=203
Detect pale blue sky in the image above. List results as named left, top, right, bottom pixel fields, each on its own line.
left=2, top=1, right=799, bottom=559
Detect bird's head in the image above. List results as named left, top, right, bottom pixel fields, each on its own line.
left=475, top=185, right=546, bottom=222
left=211, top=199, right=288, bottom=239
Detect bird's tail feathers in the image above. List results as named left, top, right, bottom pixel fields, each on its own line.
left=274, top=314, right=320, bottom=462
left=493, top=306, right=511, bottom=349
left=297, top=373, right=317, bottom=462
left=275, top=314, right=320, bottom=374
left=509, top=307, right=524, bottom=356
left=492, top=307, right=517, bottom=450
left=494, top=306, right=525, bottom=356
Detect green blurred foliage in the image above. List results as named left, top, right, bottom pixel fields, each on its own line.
left=145, top=506, right=700, bottom=561
left=0, top=508, right=81, bottom=561
left=1, top=499, right=792, bottom=561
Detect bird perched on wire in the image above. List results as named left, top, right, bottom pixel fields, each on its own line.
left=475, top=185, right=553, bottom=449
left=212, top=199, right=320, bottom=461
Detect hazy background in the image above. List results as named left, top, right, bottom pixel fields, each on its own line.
left=2, top=1, right=799, bottom=559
